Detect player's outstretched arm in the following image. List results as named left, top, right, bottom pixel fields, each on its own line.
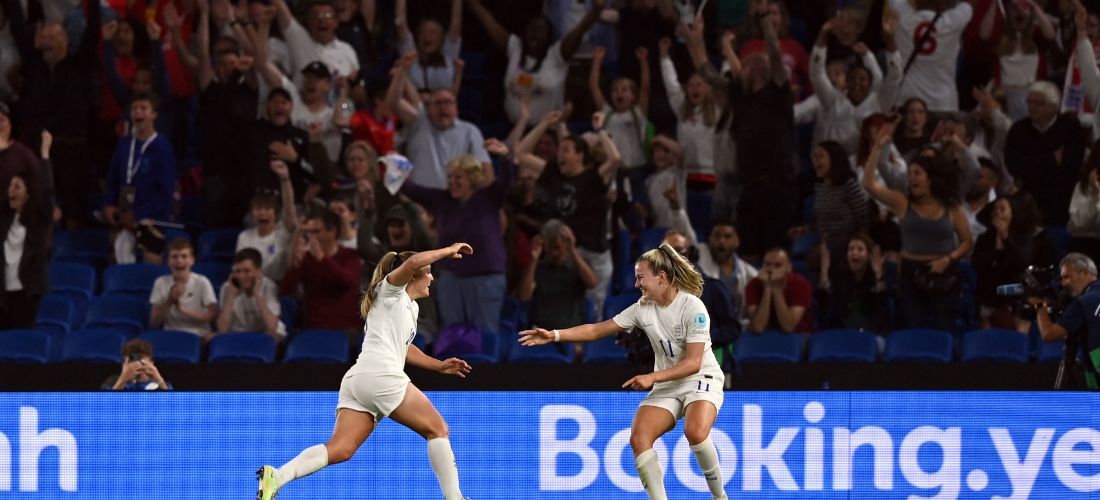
left=519, top=319, right=623, bottom=346
left=406, top=343, right=472, bottom=378
left=388, top=243, right=473, bottom=287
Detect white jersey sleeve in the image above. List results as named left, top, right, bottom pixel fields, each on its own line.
left=612, top=301, right=641, bottom=332
left=684, top=298, right=711, bottom=344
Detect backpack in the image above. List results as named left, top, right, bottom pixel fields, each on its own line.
left=433, top=323, right=483, bottom=358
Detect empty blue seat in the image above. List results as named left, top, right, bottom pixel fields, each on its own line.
left=193, top=261, right=231, bottom=292
left=84, top=296, right=148, bottom=338
left=582, top=335, right=627, bottom=363
left=140, top=330, right=202, bottom=364
left=102, top=263, right=166, bottom=298
left=808, top=329, right=878, bottom=363
left=1036, top=339, right=1065, bottom=363
left=49, top=262, right=97, bottom=299
left=457, top=331, right=501, bottom=364
left=197, top=229, right=240, bottom=262
left=735, top=331, right=803, bottom=363
left=284, top=330, right=349, bottom=363
left=884, top=329, right=953, bottom=363
left=279, top=295, right=299, bottom=332
left=603, top=291, right=641, bottom=320
left=34, top=294, right=74, bottom=336
left=52, top=228, right=110, bottom=268
left=61, top=330, right=126, bottom=363
left=791, top=231, right=818, bottom=260
left=613, top=229, right=635, bottom=294
left=207, top=332, right=276, bottom=363
left=509, top=342, right=572, bottom=364
left=960, top=329, right=1029, bottom=363
left=685, top=191, right=713, bottom=240
left=0, top=329, right=51, bottom=363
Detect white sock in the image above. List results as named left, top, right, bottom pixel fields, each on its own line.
left=427, top=437, right=463, bottom=500
left=275, top=444, right=329, bottom=486
left=691, top=437, right=727, bottom=500
left=634, top=448, right=668, bottom=500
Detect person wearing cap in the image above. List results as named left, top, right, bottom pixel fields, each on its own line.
left=287, top=61, right=342, bottom=163
left=272, top=0, right=359, bottom=85
left=248, top=87, right=310, bottom=203
left=386, top=54, right=491, bottom=191
left=1005, top=80, right=1088, bottom=227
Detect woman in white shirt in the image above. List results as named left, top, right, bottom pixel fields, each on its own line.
left=657, top=37, right=719, bottom=190
left=0, top=131, right=53, bottom=330
left=1069, top=146, right=1100, bottom=264
left=520, top=243, right=729, bottom=500
left=258, top=243, right=474, bottom=500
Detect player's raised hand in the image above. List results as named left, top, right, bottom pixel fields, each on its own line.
left=438, top=357, right=472, bottom=378
left=448, top=242, right=473, bottom=258
left=518, top=327, right=555, bottom=346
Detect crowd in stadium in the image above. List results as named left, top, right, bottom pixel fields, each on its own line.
left=0, top=0, right=1098, bottom=371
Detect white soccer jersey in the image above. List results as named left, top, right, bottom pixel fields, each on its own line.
left=890, top=0, right=972, bottom=111
left=346, top=277, right=418, bottom=378
left=613, top=291, right=725, bottom=389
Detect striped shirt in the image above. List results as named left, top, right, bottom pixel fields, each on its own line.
left=814, top=178, right=870, bottom=246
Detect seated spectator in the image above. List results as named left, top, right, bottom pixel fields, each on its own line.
left=745, top=248, right=814, bottom=334
left=236, top=160, right=299, bottom=282
left=973, top=192, right=1057, bottom=331
left=864, top=122, right=973, bottom=332
left=1005, top=81, right=1087, bottom=227
left=280, top=209, right=364, bottom=335
left=817, top=234, right=891, bottom=334
left=395, top=0, right=463, bottom=95
left=103, top=339, right=172, bottom=391
left=388, top=55, right=491, bottom=190
left=150, top=238, right=219, bottom=339
left=0, top=131, right=53, bottom=330
left=517, top=219, right=597, bottom=331
left=103, top=93, right=176, bottom=264
left=1069, top=145, right=1100, bottom=264
left=401, top=153, right=509, bottom=333
left=216, top=248, right=286, bottom=342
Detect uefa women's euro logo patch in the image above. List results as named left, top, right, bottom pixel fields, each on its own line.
left=693, top=313, right=707, bottom=329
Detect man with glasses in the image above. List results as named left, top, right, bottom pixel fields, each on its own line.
left=388, top=55, right=491, bottom=190
left=273, top=0, right=360, bottom=85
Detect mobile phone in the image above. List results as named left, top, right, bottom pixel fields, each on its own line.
left=128, top=354, right=143, bottom=363
left=231, top=277, right=242, bottom=288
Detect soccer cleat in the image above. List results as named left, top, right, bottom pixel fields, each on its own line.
left=256, top=465, right=280, bottom=500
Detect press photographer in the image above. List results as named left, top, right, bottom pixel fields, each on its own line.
left=1030, top=253, right=1100, bottom=390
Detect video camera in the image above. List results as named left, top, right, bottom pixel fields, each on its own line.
left=995, top=265, right=1069, bottom=320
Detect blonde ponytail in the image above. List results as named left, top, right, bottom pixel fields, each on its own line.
left=637, top=243, right=704, bottom=297
left=360, top=251, right=418, bottom=318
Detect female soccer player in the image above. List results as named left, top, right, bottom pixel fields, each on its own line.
left=258, top=243, right=475, bottom=500
left=519, top=243, right=728, bottom=500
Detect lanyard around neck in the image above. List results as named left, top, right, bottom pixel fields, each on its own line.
left=127, top=133, right=158, bottom=185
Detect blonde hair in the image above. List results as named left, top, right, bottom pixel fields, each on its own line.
left=446, top=154, right=486, bottom=188
left=360, top=251, right=420, bottom=318
left=680, top=73, right=718, bottom=128
left=344, top=141, right=380, bottom=179
left=637, top=243, right=704, bottom=297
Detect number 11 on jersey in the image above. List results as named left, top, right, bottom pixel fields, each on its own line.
left=659, top=339, right=675, bottom=358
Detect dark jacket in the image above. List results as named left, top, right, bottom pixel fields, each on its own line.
left=0, top=159, right=55, bottom=299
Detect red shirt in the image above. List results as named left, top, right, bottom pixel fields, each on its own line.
left=349, top=110, right=396, bottom=154
left=745, top=272, right=814, bottom=333
left=740, top=38, right=810, bottom=96
left=280, top=247, right=364, bottom=330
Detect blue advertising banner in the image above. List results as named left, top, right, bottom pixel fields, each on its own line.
left=0, top=391, right=1096, bottom=498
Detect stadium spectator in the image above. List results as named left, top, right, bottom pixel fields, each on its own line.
left=974, top=0, right=1055, bottom=121
left=388, top=55, right=490, bottom=190
left=467, top=0, right=603, bottom=125
left=962, top=157, right=1002, bottom=240
left=791, top=140, right=869, bottom=252
left=103, top=93, right=176, bottom=265
left=333, top=0, right=375, bottom=69
left=1069, top=143, right=1100, bottom=264
left=249, top=86, right=310, bottom=203
left=973, top=191, right=1057, bottom=331
left=216, top=248, right=286, bottom=342
left=104, top=339, right=172, bottom=391
left=591, top=45, right=651, bottom=190
left=657, top=36, right=718, bottom=191
left=101, top=18, right=173, bottom=137
left=0, top=130, right=53, bottom=330
left=343, top=79, right=396, bottom=155
left=642, top=135, right=685, bottom=230
left=396, top=0, right=463, bottom=95
left=0, top=102, right=40, bottom=196
left=236, top=160, right=299, bottom=282
left=891, top=0, right=973, bottom=112
left=517, top=219, right=597, bottom=332
left=817, top=233, right=891, bottom=334
left=273, top=0, right=360, bottom=84
left=864, top=122, right=973, bottom=332
left=893, top=97, right=934, bottom=162
left=401, top=153, right=508, bottom=333
left=150, top=238, right=219, bottom=339
left=745, top=247, right=814, bottom=334
left=280, top=209, right=364, bottom=335
left=1005, top=81, right=1088, bottom=227
left=738, top=0, right=809, bottom=98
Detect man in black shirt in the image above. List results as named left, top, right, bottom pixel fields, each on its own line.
left=251, top=88, right=310, bottom=203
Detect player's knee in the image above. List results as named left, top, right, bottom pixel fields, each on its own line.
left=327, top=444, right=356, bottom=464
left=684, top=424, right=710, bottom=446
left=422, top=420, right=449, bottom=440
left=629, top=431, right=654, bottom=455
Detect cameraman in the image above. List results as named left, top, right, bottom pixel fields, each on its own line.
left=103, top=339, right=172, bottom=391
left=1032, top=253, right=1100, bottom=389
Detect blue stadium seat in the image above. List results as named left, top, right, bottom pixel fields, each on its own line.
left=883, top=329, right=953, bottom=363
left=49, top=262, right=97, bottom=299
left=959, top=329, right=1029, bottom=363
left=284, top=330, right=349, bottom=363
left=102, top=263, right=167, bottom=298
left=613, top=229, right=635, bottom=294
left=52, top=228, right=110, bottom=268
left=584, top=298, right=596, bottom=324
left=61, top=330, right=126, bottom=363
left=509, top=342, right=572, bottom=364
left=808, top=329, right=878, bottom=363
left=457, top=331, right=502, bottom=364
left=735, top=331, right=803, bottom=364
left=34, top=294, right=74, bottom=336
left=639, top=227, right=668, bottom=255
left=207, top=332, right=276, bottom=363
left=193, top=261, right=231, bottom=292
left=0, top=329, right=52, bottom=363
left=84, top=296, right=148, bottom=338
left=279, top=296, right=299, bottom=332
left=582, top=335, right=627, bottom=363
left=603, top=291, right=641, bottom=320
left=197, top=229, right=240, bottom=263
left=1036, top=339, right=1065, bottom=363
left=791, top=231, right=818, bottom=260
left=685, top=191, right=713, bottom=240
left=140, top=330, right=202, bottom=364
